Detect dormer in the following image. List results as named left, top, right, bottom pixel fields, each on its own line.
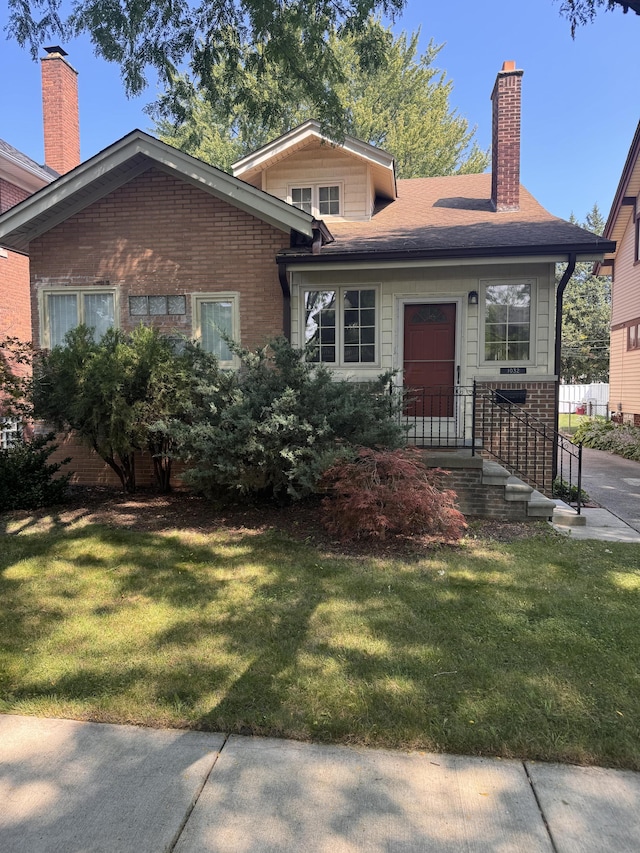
left=232, top=120, right=397, bottom=222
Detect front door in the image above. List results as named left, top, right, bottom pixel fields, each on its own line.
left=403, top=302, right=456, bottom=419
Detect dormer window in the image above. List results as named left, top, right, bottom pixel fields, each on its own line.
left=290, top=184, right=342, bottom=217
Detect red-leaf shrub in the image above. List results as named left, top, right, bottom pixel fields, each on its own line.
left=320, top=447, right=467, bottom=541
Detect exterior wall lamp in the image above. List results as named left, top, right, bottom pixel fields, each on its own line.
left=468, top=290, right=479, bottom=306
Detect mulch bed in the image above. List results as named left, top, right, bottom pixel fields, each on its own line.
left=2, top=486, right=549, bottom=558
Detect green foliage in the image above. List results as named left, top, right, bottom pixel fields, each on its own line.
left=573, top=418, right=640, bottom=461
left=9, top=0, right=405, bottom=136
left=320, top=447, right=467, bottom=540
left=33, top=325, right=202, bottom=493
left=0, top=433, right=71, bottom=511
left=0, top=337, right=34, bottom=423
left=154, top=24, right=489, bottom=178
left=559, top=204, right=611, bottom=383
left=559, top=1, right=640, bottom=37
left=552, top=477, right=590, bottom=505
left=172, top=337, right=406, bottom=502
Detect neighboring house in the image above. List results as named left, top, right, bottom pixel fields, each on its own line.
left=0, top=60, right=615, bottom=513
left=596, top=120, right=640, bottom=424
left=0, top=46, right=79, bottom=446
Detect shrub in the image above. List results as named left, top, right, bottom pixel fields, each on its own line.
left=573, top=418, right=640, bottom=462
left=552, top=477, right=589, bottom=505
left=320, top=447, right=467, bottom=541
left=173, top=337, right=407, bottom=502
left=0, top=433, right=71, bottom=511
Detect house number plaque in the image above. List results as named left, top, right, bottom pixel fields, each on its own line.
left=500, top=367, right=526, bottom=374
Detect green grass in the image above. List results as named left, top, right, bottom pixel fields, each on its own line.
left=558, top=413, right=591, bottom=434
left=1, top=515, right=640, bottom=769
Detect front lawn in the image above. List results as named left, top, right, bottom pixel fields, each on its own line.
left=1, top=497, right=639, bottom=769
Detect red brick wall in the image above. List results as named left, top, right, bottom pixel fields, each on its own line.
left=490, top=63, right=523, bottom=212
left=30, top=166, right=290, bottom=484
left=41, top=52, right=80, bottom=175
left=0, top=252, right=31, bottom=343
left=0, top=179, right=30, bottom=213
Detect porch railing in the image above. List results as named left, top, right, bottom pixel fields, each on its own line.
left=394, top=382, right=583, bottom=513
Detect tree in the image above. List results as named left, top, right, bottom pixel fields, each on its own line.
left=8, top=0, right=406, bottom=136
left=559, top=204, right=611, bottom=383
left=33, top=325, right=204, bottom=492
left=558, top=0, right=640, bottom=36
left=153, top=26, right=489, bottom=178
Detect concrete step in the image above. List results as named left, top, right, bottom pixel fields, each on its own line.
left=552, top=500, right=587, bottom=527
left=481, top=461, right=512, bottom=486
left=504, top=476, right=534, bottom=502
left=527, top=489, right=557, bottom=519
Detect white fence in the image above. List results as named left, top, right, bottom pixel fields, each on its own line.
left=558, top=383, right=609, bottom=416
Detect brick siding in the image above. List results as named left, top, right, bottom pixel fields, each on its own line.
left=41, top=53, right=80, bottom=175
left=490, top=63, right=523, bottom=212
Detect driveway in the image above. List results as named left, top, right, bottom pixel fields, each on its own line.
left=579, top=446, right=640, bottom=533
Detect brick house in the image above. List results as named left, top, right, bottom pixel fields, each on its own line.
left=0, top=46, right=79, bottom=446
left=596, top=120, right=640, bottom=424
left=0, top=60, right=615, bottom=515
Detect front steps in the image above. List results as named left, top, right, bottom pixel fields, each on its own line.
left=422, top=451, right=557, bottom=521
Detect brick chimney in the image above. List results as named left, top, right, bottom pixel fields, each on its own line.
left=41, top=46, right=80, bottom=175
left=490, top=60, right=523, bottom=212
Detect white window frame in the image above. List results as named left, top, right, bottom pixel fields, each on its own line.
left=39, top=286, right=118, bottom=349
left=191, top=292, right=240, bottom=368
left=0, top=418, right=22, bottom=449
left=479, top=278, right=536, bottom=366
left=302, top=285, right=379, bottom=367
left=288, top=182, right=343, bottom=218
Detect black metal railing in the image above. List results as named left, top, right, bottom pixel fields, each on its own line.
left=394, top=381, right=583, bottom=512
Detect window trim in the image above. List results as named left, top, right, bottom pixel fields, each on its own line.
left=39, top=286, right=118, bottom=349
left=191, top=291, right=241, bottom=368
left=288, top=182, right=344, bottom=218
left=479, top=278, right=536, bottom=366
left=627, top=322, right=639, bottom=351
left=301, top=285, right=379, bottom=367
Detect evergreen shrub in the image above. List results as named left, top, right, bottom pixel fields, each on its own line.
left=0, top=433, right=71, bottom=511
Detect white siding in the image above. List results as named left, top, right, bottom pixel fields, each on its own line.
left=263, top=145, right=370, bottom=221
left=291, top=261, right=557, bottom=383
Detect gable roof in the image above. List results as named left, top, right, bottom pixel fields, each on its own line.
left=0, top=130, right=326, bottom=253
left=232, top=120, right=397, bottom=201
left=0, top=138, right=57, bottom=196
left=597, top=119, right=640, bottom=270
left=279, top=173, right=616, bottom=265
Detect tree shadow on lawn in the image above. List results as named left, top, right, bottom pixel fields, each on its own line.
left=2, top=522, right=639, bottom=767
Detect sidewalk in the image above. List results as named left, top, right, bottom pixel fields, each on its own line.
left=1, top=714, right=639, bottom=852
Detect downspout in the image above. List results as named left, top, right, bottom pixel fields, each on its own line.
left=553, top=252, right=577, bottom=479
left=278, top=262, right=291, bottom=341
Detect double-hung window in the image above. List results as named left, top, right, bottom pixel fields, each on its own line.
left=482, top=280, right=532, bottom=362
left=304, top=287, right=377, bottom=365
left=42, top=288, right=116, bottom=348
left=290, top=184, right=342, bottom=217
left=192, top=292, right=240, bottom=367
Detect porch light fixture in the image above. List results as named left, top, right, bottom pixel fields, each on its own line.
left=468, top=290, right=479, bottom=306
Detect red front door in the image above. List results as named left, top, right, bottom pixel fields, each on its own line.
left=403, top=303, right=456, bottom=418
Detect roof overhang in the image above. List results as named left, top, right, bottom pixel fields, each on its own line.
left=0, top=130, right=324, bottom=253
left=232, top=119, right=397, bottom=201
left=0, top=149, right=55, bottom=196
left=596, top=120, right=640, bottom=271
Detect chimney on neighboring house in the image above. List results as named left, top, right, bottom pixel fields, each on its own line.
left=490, top=60, right=523, bottom=212
left=41, top=45, right=80, bottom=175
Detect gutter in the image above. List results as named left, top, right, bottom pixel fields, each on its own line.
left=553, top=252, right=577, bottom=480
left=278, top=262, right=291, bottom=340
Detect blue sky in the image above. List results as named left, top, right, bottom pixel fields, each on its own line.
left=1, top=0, right=637, bottom=223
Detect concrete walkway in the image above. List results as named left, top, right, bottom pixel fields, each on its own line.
left=552, top=446, right=640, bottom=542
left=1, top=715, right=639, bottom=852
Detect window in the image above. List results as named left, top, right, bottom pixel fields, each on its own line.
left=42, top=288, right=116, bottom=348
left=290, top=184, right=342, bottom=217
left=129, top=295, right=186, bottom=316
left=483, top=281, right=532, bottom=362
left=304, top=288, right=376, bottom=365
left=635, top=215, right=640, bottom=263
left=628, top=324, right=639, bottom=351
left=192, top=293, right=240, bottom=367
left=0, top=418, right=21, bottom=449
